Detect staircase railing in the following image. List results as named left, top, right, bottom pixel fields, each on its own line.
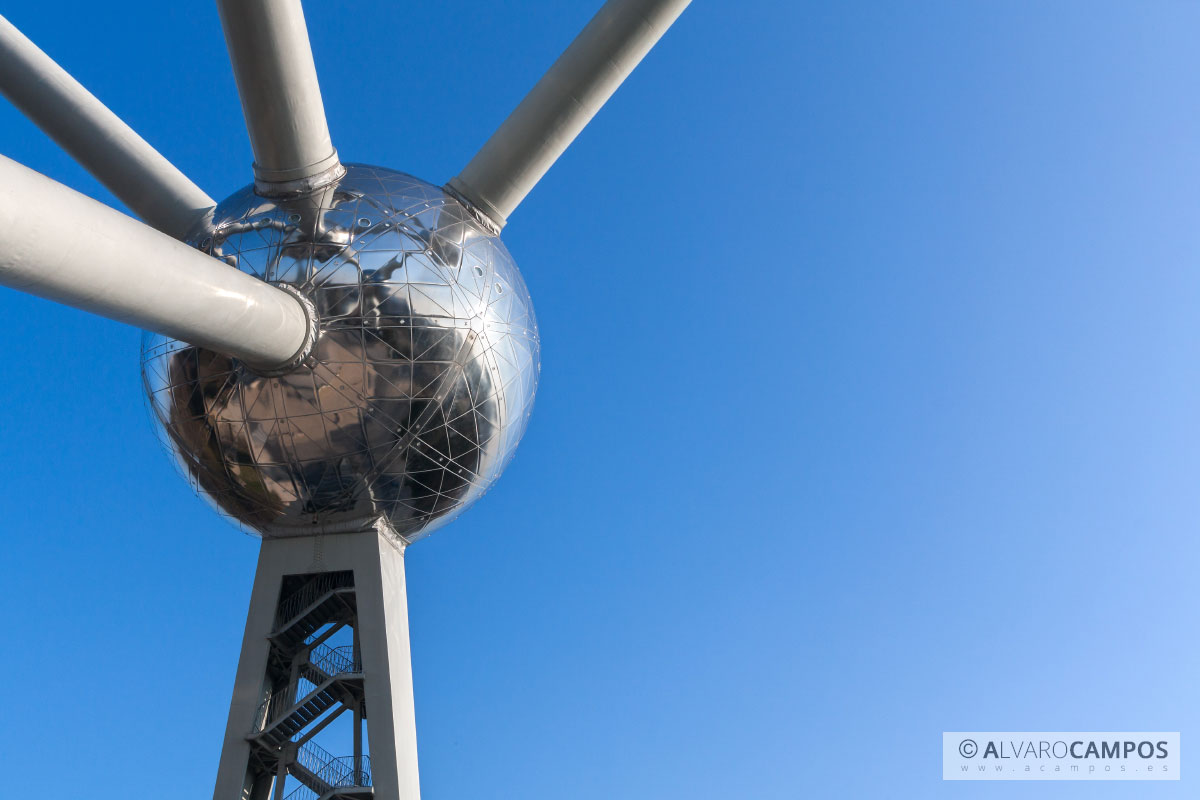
left=275, top=571, right=354, bottom=630
left=255, top=682, right=297, bottom=731
left=284, top=740, right=373, bottom=799
left=256, top=644, right=362, bottom=730
left=309, top=644, right=359, bottom=677
left=282, top=785, right=319, bottom=800
left=317, top=754, right=372, bottom=788
left=296, top=739, right=337, bottom=784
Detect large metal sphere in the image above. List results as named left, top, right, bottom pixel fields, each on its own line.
left=141, top=164, right=539, bottom=541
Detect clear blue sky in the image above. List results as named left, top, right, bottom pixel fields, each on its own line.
left=1, top=1, right=1197, bottom=797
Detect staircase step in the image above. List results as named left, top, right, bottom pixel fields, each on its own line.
left=271, top=588, right=356, bottom=652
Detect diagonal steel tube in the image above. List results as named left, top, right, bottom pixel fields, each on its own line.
left=0, top=15, right=216, bottom=241
left=447, top=0, right=692, bottom=230
left=0, top=14, right=216, bottom=241
left=0, top=154, right=312, bottom=371
left=216, top=0, right=342, bottom=195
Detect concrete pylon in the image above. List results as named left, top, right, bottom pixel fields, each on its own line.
left=213, top=525, right=420, bottom=800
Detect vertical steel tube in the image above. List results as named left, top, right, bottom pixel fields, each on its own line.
left=447, top=0, right=692, bottom=229
left=0, top=15, right=216, bottom=240
left=215, top=0, right=342, bottom=194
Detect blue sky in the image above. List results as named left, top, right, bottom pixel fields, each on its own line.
left=1, top=1, right=1198, bottom=797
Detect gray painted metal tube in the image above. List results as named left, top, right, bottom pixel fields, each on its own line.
left=447, top=0, right=691, bottom=229
left=0, top=154, right=311, bottom=370
left=216, top=0, right=341, bottom=192
left=0, top=15, right=216, bottom=240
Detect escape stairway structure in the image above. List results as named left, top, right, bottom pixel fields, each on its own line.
left=282, top=741, right=373, bottom=800
left=246, top=571, right=373, bottom=799
left=270, top=572, right=358, bottom=652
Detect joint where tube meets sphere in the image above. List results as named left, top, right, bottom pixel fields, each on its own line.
left=254, top=155, right=345, bottom=198
left=442, top=181, right=503, bottom=236
left=246, top=282, right=320, bottom=377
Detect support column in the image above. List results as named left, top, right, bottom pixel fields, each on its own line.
left=355, top=530, right=421, bottom=800
left=213, top=525, right=421, bottom=800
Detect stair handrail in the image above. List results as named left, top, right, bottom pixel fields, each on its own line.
left=281, top=784, right=318, bottom=800
left=308, top=643, right=360, bottom=677
left=285, top=741, right=374, bottom=799
left=275, top=571, right=354, bottom=631
left=296, top=738, right=340, bottom=780
left=255, top=680, right=298, bottom=730
left=318, top=754, right=372, bottom=788
left=262, top=645, right=359, bottom=729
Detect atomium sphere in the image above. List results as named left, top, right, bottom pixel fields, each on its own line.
left=141, top=164, right=539, bottom=541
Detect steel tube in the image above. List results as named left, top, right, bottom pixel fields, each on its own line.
left=0, top=15, right=217, bottom=240
left=215, top=0, right=341, bottom=193
left=0, top=154, right=311, bottom=370
left=447, top=0, right=691, bottom=229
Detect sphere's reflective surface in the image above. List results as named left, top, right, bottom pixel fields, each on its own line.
left=141, top=164, right=539, bottom=541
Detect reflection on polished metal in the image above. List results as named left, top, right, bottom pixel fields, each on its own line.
left=142, top=165, right=539, bottom=542
left=0, top=1, right=690, bottom=797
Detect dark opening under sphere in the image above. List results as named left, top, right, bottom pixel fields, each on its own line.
left=141, top=164, right=539, bottom=541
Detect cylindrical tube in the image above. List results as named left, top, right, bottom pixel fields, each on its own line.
left=0, top=15, right=216, bottom=240
left=215, top=0, right=341, bottom=192
left=0, top=154, right=311, bottom=371
left=447, top=0, right=691, bottom=228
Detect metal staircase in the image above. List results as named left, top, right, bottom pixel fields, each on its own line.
left=246, top=570, right=373, bottom=799
left=283, top=741, right=373, bottom=800
left=271, top=573, right=357, bottom=653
